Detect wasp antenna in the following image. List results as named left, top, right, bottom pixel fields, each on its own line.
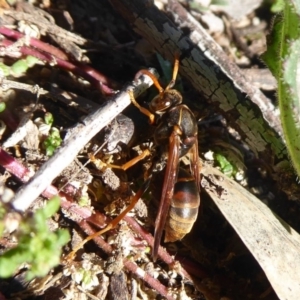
left=165, top=54, right=180, bottom=91
left=135, top=69, right=164, bottom=95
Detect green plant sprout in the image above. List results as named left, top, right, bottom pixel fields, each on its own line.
left=0, top=197, right=69, bottom=280
left=43, top=127, right=62, bottom=156
left=262, top=0, right=300, bottom=179
left=214, top=152, right=234, bottom=176
left=213, top=151, right=245, bottom=180
left=41, top=113, right=62, bottom=156
left=0, top=102, right=6, bottom=113
left=0, top=55, right=41, bottom=77
left=44, top=112, right=54, bottom=126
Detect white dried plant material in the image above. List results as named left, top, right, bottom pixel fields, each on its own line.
left=134, top=198, right=148, bottom=219
left=65, top=255, right=104, bottom=291
left=202, top=163, right=300, bottom=300
left=63, top=282, right=88, bottom=300
left=0, top=120, right=6, bottom=139
left=3, top=117, right=39, bottom=149
left=113, top=225, right=142, bottom=257
left=154, top=0, right=167, bottom=10
left=200, top=12, right=224, bottom=35
left=177, top=289, right=193, bottom=300
left=234, top=170, right=245, bottom=181
left=95, top=273, right=109, bottom=299
left=101, top=168, right=120, bottom=191
left=18, top=20, right=41, bottom=39
left=203, top=150, right=214, bottom=161
left=105, top=252, right=124, bottom=275
left=3, top=212, right=21, bottom=233
left=23, top=119, right=40, bottom=149
left=136, top=277, right=158, bottom=299
left=34, top=117, right=51, bottom=136
left=0, top=181, right=14, bottom=203
left=211, top=0, right=263, bottom=20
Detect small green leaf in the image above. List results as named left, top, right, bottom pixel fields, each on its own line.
left=214, top=153, right=234, bottom=177
left=45, top=145, right=55, bottom=156
left=0, top=197, right=70, bottom=279
left=43, top=128, right=62, bottom=156
left=44, top=112, right=54, bottom=126
left=43, top=196, right=60, bottom=218
left=10, top=59, right=29, bottom=77
left=25, top=55, right=40, bottom=67
left=78, top=196, right=89, bottom=207
left=0, top=62, right=10, bottom=76
left=0, top=102, right=6, bottom=113
left=0, top=248, right=29, bottom=277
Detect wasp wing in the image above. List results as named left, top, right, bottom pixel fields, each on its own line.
left=190, top=140, right=200, bottom=191
left=152, top=129, right=181, bottom=261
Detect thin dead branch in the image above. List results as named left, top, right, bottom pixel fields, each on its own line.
left=11, top=70, right=157, bottom=212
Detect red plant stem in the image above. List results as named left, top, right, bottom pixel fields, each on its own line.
left=84, top=210, right=110, bottom=229
left=124, top=260, right=175, bottom=300
left=0, top=26, right=69, bottom=61
left=0, top=147, right=31, bottom=181
left=39, top=186, right=93, bottom=221
left=124, top=215, right=178, bottom=263
left=124, top=215, right=209, bottom=279
left=79, top=220, right=113, bottom=254
left=0, top=147, right=92, bottom=219
left=80, top=212, right=208, bottom=281
left=0, top=147, right=207, bottom=296
left=0, top=32, right=115, bottom=95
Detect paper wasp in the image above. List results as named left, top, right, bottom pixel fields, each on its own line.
left=67, top=55, right=200, bottom=261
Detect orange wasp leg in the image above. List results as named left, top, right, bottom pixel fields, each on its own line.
left=98, top=149, right=152, bottom=171
left=117, top=149, right=151, bottom=170
left=67, top=148, right=154, bottom=261
left=128, top=89, right=155, bottom=124
left=66, top=177, right=151, bottom=261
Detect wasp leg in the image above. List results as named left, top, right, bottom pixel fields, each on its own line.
left=65, top=176, right=151, bottom=261
left=128, top=89, right=155, bottom=124
left=110, top=149, right=151, bottom=170
left=90, top=149, right=152, bottom=171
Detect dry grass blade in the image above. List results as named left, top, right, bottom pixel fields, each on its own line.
left=202, top=163, right=300, bottom=300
